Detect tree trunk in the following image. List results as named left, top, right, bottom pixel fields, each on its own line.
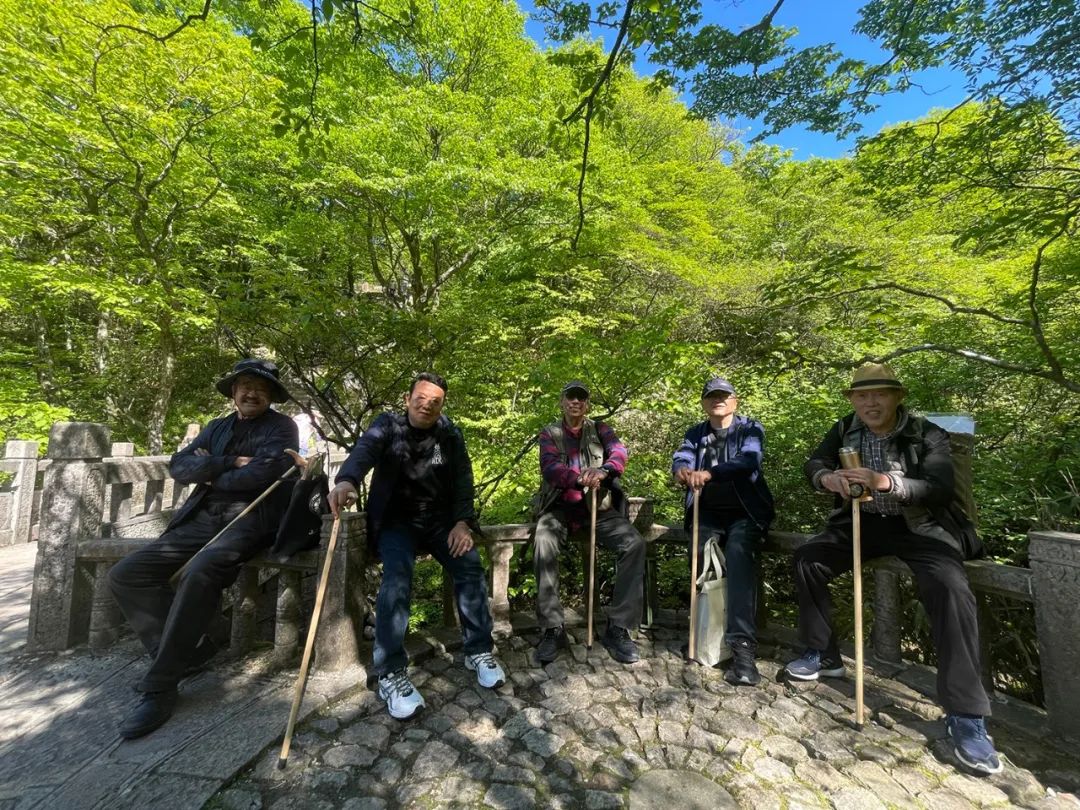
left=146, top=320, right=177, bottom=454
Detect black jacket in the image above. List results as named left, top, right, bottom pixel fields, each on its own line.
left=335, top=412, right=476, bottom=551
left=804, top=407, right=979, bottom=557
left=168, top=409, right=298, bottom=529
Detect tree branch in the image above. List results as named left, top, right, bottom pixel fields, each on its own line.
left=102, top=0, right=213, bottom=44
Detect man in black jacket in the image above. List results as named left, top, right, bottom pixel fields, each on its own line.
left=785, top=363, right=1002, bottom=775
left=328, top=372, right=505, bottom=720
left=109, top=358, right=298, bottom=739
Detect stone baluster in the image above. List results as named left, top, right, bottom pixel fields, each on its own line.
left=489, top=541, right=515, bottom=638
left=3, top=440, right=38, bottom=546
left=230, top=567, right=260, bottom=655
left=871, top=569, right=902, bottom=663
left=274, top=570, right=303, bottom=664
left=27, top=422, right=110, bottom=651
left=107, top=443, right=135, bottom=524
left=1029, top=530, right=1080, bottom=741
left=88, top=561, right=124, bottom=649
left=314, top=512, right=366, bottom=671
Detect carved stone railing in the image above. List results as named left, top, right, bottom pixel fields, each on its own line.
left=22, top=421, right=1080, bottom=742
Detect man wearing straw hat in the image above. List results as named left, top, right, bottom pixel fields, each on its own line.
left=532, top=381, right=645, bottom=665
left=785, top=363, right=1002, bottom=775
left=109, top=358, right=298, bottom=739
left=671, top=376, right=774, bottom=685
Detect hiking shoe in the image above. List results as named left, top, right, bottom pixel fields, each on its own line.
left=465, top=652, right=506, bottom=689
left=946, top=714, right=1004, bottom=775
left=785, top=648, right=845, bottom=681
left=724, top=640, right=761, bottom=686
left=535, top=626, right=569, bottom=664
left=377, top=669, right=425, bottom=720
left=119, top=689, right=178, bottom=739
left=601, top=624, right=640, bottom=664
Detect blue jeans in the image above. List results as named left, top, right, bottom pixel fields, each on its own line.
left=374, top=519, right=494, bottom=677
left=691, top=512, right=762, bottom=646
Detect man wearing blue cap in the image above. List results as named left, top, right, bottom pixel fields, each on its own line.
left=533, top=381, right=646, bottom=665
left=671, top=376, right=774, bottom=685
left=109, top=359, right=298, bottom=739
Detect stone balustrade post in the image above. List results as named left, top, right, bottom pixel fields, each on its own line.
left=27, top=422, right=111, bottom=651
left=488, top=541, right=514, bottom=638
left=314, top=512, right=366, bottom=670
left=871, top=569, right=902, bottom=663
left=2, top=440, right=38, bottom=546
left=1029, top=530, right=1080, bottom=741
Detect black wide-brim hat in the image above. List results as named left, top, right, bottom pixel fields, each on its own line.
left=215, top=358, right=291, bottom=403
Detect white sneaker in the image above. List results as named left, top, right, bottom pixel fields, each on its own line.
left=377, top=669, right=425, bottom=719
left=464, top=652, right=506, bottom=689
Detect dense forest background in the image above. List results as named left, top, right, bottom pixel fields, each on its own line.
left=2, top=0, right=1077, bottom=698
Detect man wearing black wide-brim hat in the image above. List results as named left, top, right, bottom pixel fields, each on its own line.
left=785, top=363, right=1002, bottom=775
left=109, top=358, right=298, bottom=739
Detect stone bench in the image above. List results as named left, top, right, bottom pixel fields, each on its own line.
left=26, top=422, right=369, bottom=671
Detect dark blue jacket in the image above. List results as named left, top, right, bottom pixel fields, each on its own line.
left=168, top=409, right=298, bottom=529
left=670, top=415, right=775, bottom=531
left=335, top=412, right=476, bottom=551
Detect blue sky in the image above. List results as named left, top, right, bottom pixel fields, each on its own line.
left=515, top=1, right=971, bottom=160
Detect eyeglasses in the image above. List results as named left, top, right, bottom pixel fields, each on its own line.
left=564, top=393, right=588, bottom=402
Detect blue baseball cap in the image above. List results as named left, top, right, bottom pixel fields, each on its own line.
left=701, top=377, right=736, bottom=398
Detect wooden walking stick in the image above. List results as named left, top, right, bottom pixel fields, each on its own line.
left=839, top=447, right=869, bottom=730
left=688, top=487, right=700, bottom=663
left=278, top=512, right=342, bottom=768
left=169, top=453, right=303, bottom=588
left=586, top=487, right=598, bottom=650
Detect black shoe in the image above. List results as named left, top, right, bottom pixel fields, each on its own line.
left=181, top=636, right=219, bottom=679
left=535, top=626, right=569, bottom=664
left=724, top=640, right=761, bottom=686
left=601, top=624, right=640, bottom=664
left=119, top=689, right=178, bottom=739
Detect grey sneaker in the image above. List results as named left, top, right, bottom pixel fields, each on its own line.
left=784, top=648, right=845, bottom=681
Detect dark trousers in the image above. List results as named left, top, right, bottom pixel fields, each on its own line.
left=691, top=512, right=762, bottom=646
left=533, top=506, right=645, bottom=631
left=793, top=513, right=990, bottom=716
left=108, top=500, right=272, bottom=692
left=374, top=519, right=494, bottom=677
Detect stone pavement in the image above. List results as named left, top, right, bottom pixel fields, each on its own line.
left=2, top=533, right=1079, bottom=810
left=214, top=626, right=1080, bottom=810
left=0, top=543, right=36, bottom=657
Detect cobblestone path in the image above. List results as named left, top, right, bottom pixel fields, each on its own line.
left=213, top=628, right=1080, bottom=810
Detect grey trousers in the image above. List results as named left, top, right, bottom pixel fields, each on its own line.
left=533, top=506, right=645, bottom=631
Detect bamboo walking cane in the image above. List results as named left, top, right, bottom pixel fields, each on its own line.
left=851, top=496, right=865, bottom=729
left=586, top=487, right=598, bottom=650
left=169, top=457, right=302, bottom=588
left=688, top=488, right=700, bottom=663
left=839, top=447, right=868, bottom=730
left=278, top=513, right=342, bottom=768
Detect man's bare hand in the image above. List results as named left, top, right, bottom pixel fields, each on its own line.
left=676, top=467, right=712, bottom=490
left=447, top=521, right=474, bottom=557
left=233, top=456, right=252, bottom=468
left=837, top=467, right=891, bottom=493
left=821, top=471, right=852, bottom=497
left=328, top=482, right=358, bottom=516
left=578, top=467, right=607, bottom=489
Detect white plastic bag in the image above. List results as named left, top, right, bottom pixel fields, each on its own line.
left=691, top=536, right=730, bottom=667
